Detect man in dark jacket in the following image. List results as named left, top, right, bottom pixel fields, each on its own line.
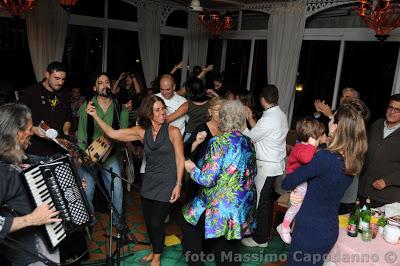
left=0, top=103, right=61, bottom=265
left=359, top=94, right=400, bottom=207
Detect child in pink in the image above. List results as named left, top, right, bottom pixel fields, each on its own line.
left=277, top=117, right=325, bottom=244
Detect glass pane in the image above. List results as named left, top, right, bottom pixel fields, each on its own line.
left=159, top=35, right=184, bottom=85
left=108, top=0, right=137, bottom=22
left=71, top=0, right=105, bottom=18
left=292, top=40, right=341, bottom=126
left=107, top=29, right=144, bottom=87
left=0, top=17, right=35, bottom=95
left=340, top=41, right=399, bottom=122
left=63, top=25, right=103, bottom=94
left=241, top=10, right=269, bottom=30
left=229, top=11, right=240, bottom=31
left=166, top=10, right=188, bottom=28
left=250, top=40, right=268, bottom=95
left=206, top=39, right=223, bottom=71
left=225, top=39, right=251, bottom=91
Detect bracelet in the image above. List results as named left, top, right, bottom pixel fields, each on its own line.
left=176, top=182, right=182, bottom=187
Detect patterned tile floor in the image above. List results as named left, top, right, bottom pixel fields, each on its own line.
left=82, top=191, right=289, bottom=266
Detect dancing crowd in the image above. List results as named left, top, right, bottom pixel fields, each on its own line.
left=0, top=60, right=400, bottom=266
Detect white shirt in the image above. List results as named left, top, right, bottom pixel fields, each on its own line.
left=243, top=105, right=288, bottom=176
left=156, top=92, right=187, bottom=135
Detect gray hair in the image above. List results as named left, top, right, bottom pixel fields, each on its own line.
left=342, top=87, right=360, bottom=99
left=219, top=100, right=246, bottom=132
left=0, top=103, right=32, bottom=164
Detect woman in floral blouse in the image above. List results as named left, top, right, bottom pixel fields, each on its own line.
left=183, top=100, right=257, bottom=266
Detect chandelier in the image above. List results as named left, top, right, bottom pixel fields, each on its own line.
left=198, top=11, right=233, bottom=37
left=59, top=0, right=79, bottom=12
left=0, top=0, right=36, bottom=17
left=355, top=0, right=400, bottom=41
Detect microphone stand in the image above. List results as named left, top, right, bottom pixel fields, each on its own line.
left=92, top=90, right=147, bottom=266
left=80, top=152, right=149, bottom=266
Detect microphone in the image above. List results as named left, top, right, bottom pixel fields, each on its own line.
left=106, top=88, right=114, bottom=97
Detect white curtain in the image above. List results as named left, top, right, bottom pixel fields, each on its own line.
left=138, top=3, right=161, bottom=88
left=26, top=0, right=69, bottom=81
left=187, top=12, right=209, bottom=70
left=267, top=1, right=307, bottom=116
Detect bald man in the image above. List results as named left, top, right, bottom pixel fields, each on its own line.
left=156, top=74, right=188, bottom=135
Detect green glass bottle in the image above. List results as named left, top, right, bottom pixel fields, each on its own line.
left=347, top=200, right=361, bottom=237
left=358, top=197, right=371, bottom=233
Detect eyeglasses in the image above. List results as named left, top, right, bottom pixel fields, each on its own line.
left=387, top=106, right=400, bottom=114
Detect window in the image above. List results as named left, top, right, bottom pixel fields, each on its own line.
left=71, top=0, right=105, bottom=18
left=0, top=18, right=35, bottom=92
left=159, top=35, right=184, bottom=84
left=250, top=40, right=268, bottom=94
left=241, top=11, right=269, bottom=30
left=224, top=40, right=251, bottom=91
left=340, top=41, right=399, bottom=122
left=63, top=25, right=103, bottom=94
left=165, top=10, right=188, bottom=28
left=229, top=11, right=240, bottom=31
left=292, top=40, right=341, bottom=125
left=108, top=0, right=137, bottom=22
left=107, top=29, right=144, bottom=85
left=206, top=39, right=223, bottom=69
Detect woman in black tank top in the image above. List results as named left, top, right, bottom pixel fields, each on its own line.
left=86, top=95, right=184, bottom=266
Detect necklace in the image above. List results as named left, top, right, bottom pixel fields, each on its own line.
left=265, top=104, right=277, bottom=111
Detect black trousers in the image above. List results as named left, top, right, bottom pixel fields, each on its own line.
left=141, top=197, right=171, bottom=254
left=253, top=175, right=278, bottom=244
left=181, top=212, right=241, bottom=266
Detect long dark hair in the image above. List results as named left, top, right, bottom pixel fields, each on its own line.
left=328, top=104, right=368, bottom=176
left=137, top=95, right=165, bottom=129
left=0, top=103, right=32, bottom=163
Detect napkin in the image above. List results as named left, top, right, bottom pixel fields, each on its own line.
left=384, top=202, right=400, bottom=218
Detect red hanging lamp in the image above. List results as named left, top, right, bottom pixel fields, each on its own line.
left=59, top=0, right=79, bottom=12
left=0, top=0, right=36, bottom=17
left=355, top=0, right=400, bottom=41
left=198, top=11, right=233, bottom=38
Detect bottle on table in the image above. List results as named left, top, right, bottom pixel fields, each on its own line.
left=347, top=199, right=361, bottom=237
left=362, top=226, right=372, bottom=242
left=369, top=215, right=379, bottom=239
left=378, top=216, right=386, bottom=235
left=359, top=197, right=371, bottom=233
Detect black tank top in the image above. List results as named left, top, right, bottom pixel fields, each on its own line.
left=141, top=123, right=177, bottom=202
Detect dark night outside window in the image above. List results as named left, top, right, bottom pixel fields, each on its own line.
left=62, top=25, right=103, bottom=95
left=71, top=0, right=105, bottom=18
left=108, top=0, right=137, bottom=22
left=165, top=10, right=188, bottom=28
left=340, top=41, right=399, bottom=123
left=159, top=35, right=184, bottom=86
left=292, top=40, right=341, bottom=127
left=107, top=29, right=144, bottom=86
left=224, top=39, right=251, bottom=91
left=0, top=17, right=35, bottom=93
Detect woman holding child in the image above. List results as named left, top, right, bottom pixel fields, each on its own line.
left=282, top=104, right=368, bottom=266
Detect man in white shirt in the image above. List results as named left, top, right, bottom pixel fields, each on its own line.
left=242, top=85, right=288, bottom=247
left=156, top=74, right=188, bottom=135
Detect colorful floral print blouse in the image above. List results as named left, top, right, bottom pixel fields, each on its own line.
left=183, top=131, right=257, bottom=240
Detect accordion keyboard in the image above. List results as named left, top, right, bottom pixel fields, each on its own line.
left=24, top=166, right=66, bottom=249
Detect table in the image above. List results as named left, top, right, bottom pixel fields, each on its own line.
left=324, top=228, right=400, bottom=266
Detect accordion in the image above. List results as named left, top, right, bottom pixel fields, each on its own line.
left=21, top=155, right=92, bottom=249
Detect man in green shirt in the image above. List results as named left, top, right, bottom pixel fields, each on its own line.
left=77, top=73, right=129, bottom=227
